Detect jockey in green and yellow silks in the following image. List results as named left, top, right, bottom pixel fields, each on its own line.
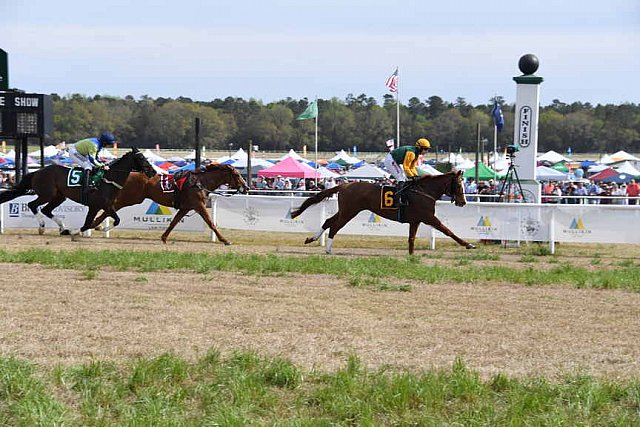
left=383, top=138, right=431, bottom=207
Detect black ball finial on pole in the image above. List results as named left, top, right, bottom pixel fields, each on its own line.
left=518, top=54, right=539, bottom=75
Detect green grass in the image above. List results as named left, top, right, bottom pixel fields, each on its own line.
left=1, top=353, right=638, bottom=425
left=1, top=247, right=640, bottom=292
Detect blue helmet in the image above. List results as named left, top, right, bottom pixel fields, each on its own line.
left=98, top=132, right=116, bottom=145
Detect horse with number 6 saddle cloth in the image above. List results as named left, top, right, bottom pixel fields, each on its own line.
left=290, top=170, right=475, bottom=255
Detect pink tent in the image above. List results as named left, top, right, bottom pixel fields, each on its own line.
left=258, top=156, right=321, bottom=178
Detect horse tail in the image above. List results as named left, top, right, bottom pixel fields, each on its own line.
left=0, top=173, right=34, bottom=204
left=290, top=185, right=342, bottom=219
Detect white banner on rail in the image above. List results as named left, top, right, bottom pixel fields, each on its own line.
left=0, top=196, right=203, bottom=232
left=212, top=195, right=640, bottom=245
left=2, top=193, right=640, bottom=245
left=114, top=200, right=204, bottom=231
left=0, top=196, right=89, bottom=230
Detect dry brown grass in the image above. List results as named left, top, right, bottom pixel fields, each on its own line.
left=1, top=233, right=639, bottom=380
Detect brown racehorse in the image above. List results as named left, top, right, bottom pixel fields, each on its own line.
left=291, top=170, right=476, bottom=254
left=0, top=148, right=156, bottom=235
left=89, top=163, right=249, bottom=244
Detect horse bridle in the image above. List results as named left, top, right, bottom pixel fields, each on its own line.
left=446, top=175, right=460, bottom=203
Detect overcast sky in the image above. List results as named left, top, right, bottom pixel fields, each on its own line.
left=2, top=0, right=639, bottom=106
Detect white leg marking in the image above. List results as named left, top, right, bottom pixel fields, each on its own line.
left=51, top=216, right=67, bottom=232
left=325, top=238, right=333, bottom=254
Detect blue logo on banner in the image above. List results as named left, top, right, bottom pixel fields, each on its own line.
left=8, top=203, right=20, bottom=217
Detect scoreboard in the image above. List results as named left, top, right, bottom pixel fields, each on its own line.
left=0, top=92, right=53, bottom=138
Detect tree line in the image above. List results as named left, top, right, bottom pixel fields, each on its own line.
left=50, top=93, right=640, bottom=154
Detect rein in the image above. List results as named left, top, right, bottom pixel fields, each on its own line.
left=408, top=174, right=458, bottom=203
left=102, top=178, right=123, bottom=189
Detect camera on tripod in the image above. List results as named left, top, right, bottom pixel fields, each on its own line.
left=505, top=144, right=520, bottom=156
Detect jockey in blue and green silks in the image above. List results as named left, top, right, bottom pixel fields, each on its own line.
left=68, top=132, right=116, bottom=171
left=68, top=132, right=116, bottom=203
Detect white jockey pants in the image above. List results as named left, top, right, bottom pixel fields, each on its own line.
left=384, top=152, right=407, bottom=182
left=68, top=145, right=93, bottom=170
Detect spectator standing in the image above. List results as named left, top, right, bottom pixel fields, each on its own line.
left=587, top=181, right=602, bottom=204
left=465, top=178, right=478, bottom=202
left=626, top=179, right=639, bottom=205
left=573, top=182, right=588, bottom=204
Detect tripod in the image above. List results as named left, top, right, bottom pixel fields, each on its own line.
left=498, top=152, right=526, bottom=202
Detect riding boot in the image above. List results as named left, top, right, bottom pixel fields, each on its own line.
left=81, top=171, right=91, bottom=205
left=395, top=181, right=410, bottom=207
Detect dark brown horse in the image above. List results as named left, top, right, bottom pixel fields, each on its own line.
left=89, top=163, right=249, bottom=244
left=291, top=170, right=475, bottom=254
left=0, top=147, right=156, bottom=235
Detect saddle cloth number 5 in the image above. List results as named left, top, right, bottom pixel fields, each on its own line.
left=67, top=169, right=84, bottom=187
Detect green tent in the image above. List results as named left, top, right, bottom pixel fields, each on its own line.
left=463, top=163, right=499, bottom=181
left=550, top=162, right=569, bottom=172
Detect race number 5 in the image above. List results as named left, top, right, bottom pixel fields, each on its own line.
left=383, top=190, right=394, bottom=207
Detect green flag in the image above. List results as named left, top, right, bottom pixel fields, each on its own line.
left=296, top=100, right=318, bottom=120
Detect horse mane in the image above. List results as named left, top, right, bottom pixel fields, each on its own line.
left=416, top=170, right=458, bottom=182
left=201, top=163, right=235, bottom=173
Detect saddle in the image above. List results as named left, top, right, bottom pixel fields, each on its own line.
left=161, top=171, right=201, bottom=209
left=380, top=183, right=413, bottom=223
left=66, top=167, right=105, bottom=188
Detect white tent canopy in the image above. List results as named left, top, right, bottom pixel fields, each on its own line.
left=231, top=147, right=248, bottom=160
left=329, top=149, right=360, bottom=165
left=316, top=166, right=340, bottom=178
left=142, top=149, right=167, bottom=162
left=342, top=163, right=389, bottom=180
left=536, top=165, right=570, bottom=181
left=416, top=164, right=442, bottom=176
left=29, top=145, right=62, bottom=158
left=609, top=150, right=640, bottom=162
left=613, top=161, right=640, bottom=176
left=599, top=153, right=615, bottom=164
left=226, top=157, right=274, bottom=169
left=279, top=148, right=308, bottom=162
left=537, top=150, right=571, bottom=163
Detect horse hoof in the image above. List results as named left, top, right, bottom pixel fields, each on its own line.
left=223, top=241, right=232, bottom=246
left=38, top=228, right=45, bottom=236
left=304, top=237, right=314, bottom=244
left=60, top=229, right=71, bottom=236
left=466, top=244, right=476, bottom=249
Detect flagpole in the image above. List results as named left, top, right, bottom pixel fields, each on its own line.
left=395, top=66, right=400, bottom=149
left=314, top=96, right=319, bottom=188
left=493, top=124, right=498, bottom=181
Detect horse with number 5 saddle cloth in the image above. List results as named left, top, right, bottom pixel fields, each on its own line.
left=0, top=147, right=156, bottom=235
left=88, top=163, right=249, bottom=245
left=290, top=170, right=476, bottom=255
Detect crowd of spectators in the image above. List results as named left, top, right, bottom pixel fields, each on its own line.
left=0, top=172, right=15, bottom=189
left=461, top=177, right=639, bottom=205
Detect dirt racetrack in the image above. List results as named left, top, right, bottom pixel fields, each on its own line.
left=1, top=233, right=639, bottom=380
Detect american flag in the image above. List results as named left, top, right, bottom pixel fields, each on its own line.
left=385, top=68, right=398, bottom=92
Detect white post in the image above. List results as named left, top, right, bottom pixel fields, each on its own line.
left=512, top=54, right=543, bottom=203
left=549, top=208, right=556, bottom=254
left=320, top=201, right=326, bottom=247
left=210, top=194, right=218, bottom=242
left=395, top=68, right=400, bottom=148
left=314, top=96, right=319, bottom=188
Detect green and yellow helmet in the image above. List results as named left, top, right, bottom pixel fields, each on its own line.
left=415, top=138, right=431, bottom=149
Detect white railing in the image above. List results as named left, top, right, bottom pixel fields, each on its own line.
left=2, top=193, right=639, bottom=253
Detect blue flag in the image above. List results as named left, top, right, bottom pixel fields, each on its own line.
left=491, top=101, right=504, bottom=132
